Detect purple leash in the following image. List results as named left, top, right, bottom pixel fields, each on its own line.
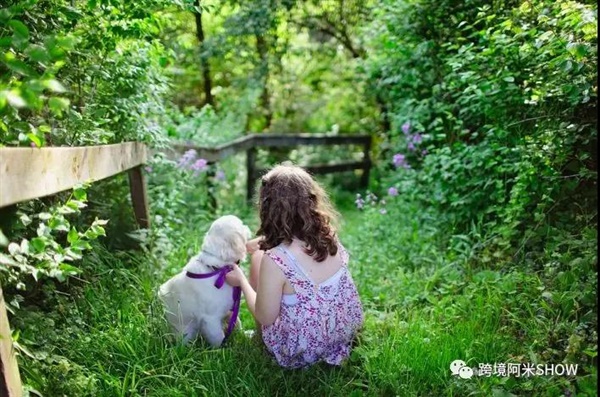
left=186, top=265, right=241, bottom=342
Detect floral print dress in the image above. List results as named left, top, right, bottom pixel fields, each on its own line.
left=261, top=243, right=364, bottom=368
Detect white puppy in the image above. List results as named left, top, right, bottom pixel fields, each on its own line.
left=158, top=215, right=251, bottom=347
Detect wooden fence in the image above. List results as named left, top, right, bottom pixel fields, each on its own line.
left=0, top=142, right=149, bottom=397
left=0, top=133, right=371, bottom=396
left=170, top=133, right=372, bottom=200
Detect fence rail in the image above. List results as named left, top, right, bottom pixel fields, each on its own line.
left=0, top=142, right=150, bottom=227
left=171, top=133, right=372, bottom=200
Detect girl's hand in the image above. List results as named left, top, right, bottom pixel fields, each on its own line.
left=246, top=237, right=263, bottom=254
left=225, top=265, right=247, bottom=287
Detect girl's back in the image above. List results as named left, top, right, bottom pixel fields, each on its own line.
left=261, top=240, right=364, bottom=368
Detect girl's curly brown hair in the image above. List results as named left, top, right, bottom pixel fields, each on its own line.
left=256, top=164, right=340, bottom=262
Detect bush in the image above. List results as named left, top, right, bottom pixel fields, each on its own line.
left=367, top=0, right=597, bottom=254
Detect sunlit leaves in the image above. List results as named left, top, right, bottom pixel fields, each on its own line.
left=8, top=19, right=29, bottom=48
left=1, top=187, right=107, bottom=288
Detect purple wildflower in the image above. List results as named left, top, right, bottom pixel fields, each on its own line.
left=215, top=170, right=226, bottom=181
left=407, top=142, right=416, bottom=151
left=393, top=153, right=406, bottom=168
left=355, top=193, right=365, bottom=209
left=393, top=153, right=411, bottom=169
left=178, top=149, right=197, bottom=168
left=191, top=158, right=208, bottom=174
left=355, top=198, right=365, bottom=209
left=388, top=187, right=399, bottom=196
left=411, top=133, right=423, bottom=144
left=421, top=149, right=428, bottom=156
left=401, top=122, right=411, bottom=135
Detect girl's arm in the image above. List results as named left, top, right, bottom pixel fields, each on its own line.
left=238, top=277, right=257, bottom=319
left=254, top=254, right=284, bottom=326
left=226, top=254, right=283, bottom=326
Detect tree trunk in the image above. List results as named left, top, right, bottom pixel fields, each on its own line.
left=194, top=0, right=214, bottom=107
left=256, top=34, right=272, bottom=130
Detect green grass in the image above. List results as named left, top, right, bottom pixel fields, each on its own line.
left=14, top=198, right=597, bottom=396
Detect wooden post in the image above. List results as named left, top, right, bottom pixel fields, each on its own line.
left=205, top=165, right=218, bottom=211
left=360, top=137, right=371, bottom=188
left=128, top=166, right=150, bottom=229
left=246, top=147, right=257, bottom=202
left=0, top=287, right=22, bottom=397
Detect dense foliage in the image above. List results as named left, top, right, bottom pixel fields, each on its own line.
left=371, top=0, right=597, bottom=244
left=0, top=0, right=596, bottom=395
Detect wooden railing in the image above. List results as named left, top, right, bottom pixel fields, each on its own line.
left=0, top=133, right=372, bottom=396
left=0, top=142, right=150, bottom=226
left=169, top=133, right=372, bottom=200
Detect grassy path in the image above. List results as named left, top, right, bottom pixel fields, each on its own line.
left=16, top=202, right=595, bottom=396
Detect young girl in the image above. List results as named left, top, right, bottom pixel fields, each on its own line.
left=225, top=164, right=364, bottom=368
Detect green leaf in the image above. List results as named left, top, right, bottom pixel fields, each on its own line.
left=56, top=205, right=77, bottom=215
left=30, top=237, right=46, bottom=252
left=73, top=187, right=87, bottom=201
left=44, top=79, right=67, bottom=93
left=583, top=349, right=597, bottom=358
left=0, top=229, right=8, bottom=247
left=8, top=20, right=29, bottom=41
left=38, top=212, right=52, bottom=220
left=5, top=58, right=37, bottom=77
left=67, top=228, right=79, bottom=244
left=4, top=90, right=27, bottom=108
left=19, top=214, right=32, bottom=226
left=0, top=9, right=11, bottom=23
left=93, top=218, right=109, bottom=226
left=48, top=97, right=70, bottom=115
left=54, top=35, right=78, bottom=51
left=64, top=248, right=82, bottom=260
left=26, top=44, right=50, bottom=62
left=54, top=224, right=70, bottom=232
left=27, top=133, right=42, bottom=147
left=19, top=239, right=29, bottom=254
left=37, top=223, right=49, bottom=236
left=8, top=242, right=20, bottom=255
left=59, top=263, right=80, bottom=275
left=0, top=37, right=12, bottom=48
left=0, top=253, right=18, bottom=266
left=69, top=200, right=87, bottom=209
